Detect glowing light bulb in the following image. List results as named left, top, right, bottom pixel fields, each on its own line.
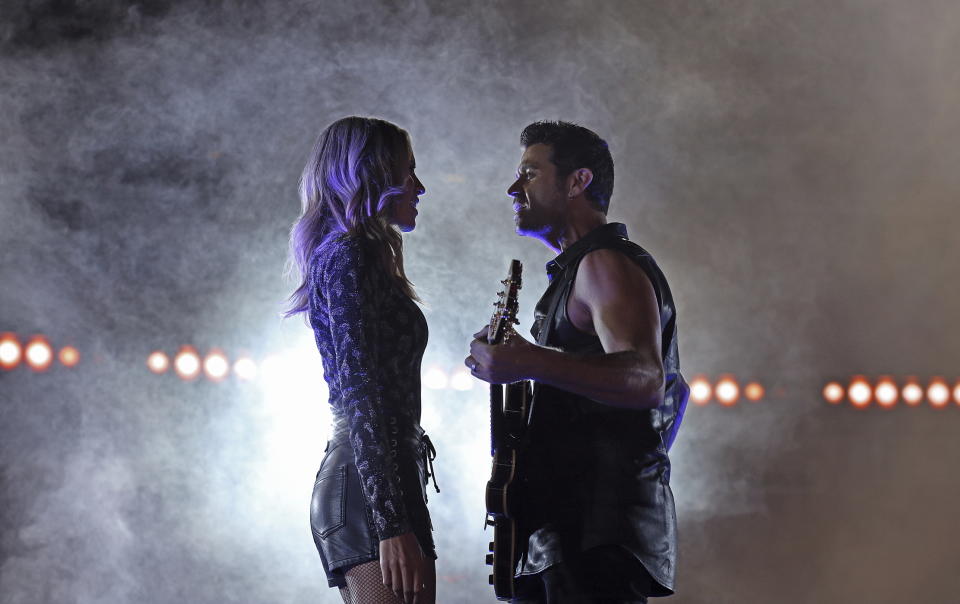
left=715, top=376, right=739, bottom=406
left=0, top=333, right=22, bottom=370
left=928, top=377, right=950, bottom=408
left=260, top=354, right=285, bottom=385
left=174, top=347, right=201, bottom=381
left=147, top=351, right=170, bottom=374
left=823, top=382, right=844, bottom=404
left=848, top=376, right=872, bottom=408
left=744, top=382, right=765, bottom=402
left=423, top=366, right=448, bottom=390
left=689, top=376, right=711, bottom=405
left=25, top=337, right=53, bottom=371
left=58, top=346, right=80, bottom=367
left=902, top=378, right=923, bottom=406
left=233, top=356, right=258, bottom=381
left=449, top=368, right=473, bottom=391
left=874, top=377, right=898, bottom=408
left=203, top=349, right=229, bottom=381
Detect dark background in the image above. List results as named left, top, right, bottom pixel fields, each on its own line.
left=2, top=1, right=959, bottom=602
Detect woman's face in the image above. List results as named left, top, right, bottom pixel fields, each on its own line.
left=389, top=145, right=425, bottom=232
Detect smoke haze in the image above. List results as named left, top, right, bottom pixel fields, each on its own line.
left=2, top=1, right=959, bottom=602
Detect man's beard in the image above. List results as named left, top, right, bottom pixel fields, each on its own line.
left=515, top=205, right=559, bottom=239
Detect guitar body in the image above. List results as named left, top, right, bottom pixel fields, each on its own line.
left=483, top=261, right=534, bottom=600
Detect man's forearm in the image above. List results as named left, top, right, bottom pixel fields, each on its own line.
left=521, top=345, right=665, bottom=410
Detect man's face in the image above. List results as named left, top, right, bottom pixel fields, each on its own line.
left=507, top=143, right=566, bottom=238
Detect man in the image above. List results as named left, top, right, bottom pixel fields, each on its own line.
left=466, top=121, right=688, bottom=603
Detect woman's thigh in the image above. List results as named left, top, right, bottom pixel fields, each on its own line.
left=343, top=559, right=436, bottom=604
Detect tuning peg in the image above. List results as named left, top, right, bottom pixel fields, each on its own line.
left=485, top=554, right=494, bottom=565
left=489, top=541, right=495, bottom=551
left=489, top=574, right=494, bottom=585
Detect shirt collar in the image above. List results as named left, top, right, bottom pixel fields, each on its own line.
left=545, top=222, right=628, bottom=279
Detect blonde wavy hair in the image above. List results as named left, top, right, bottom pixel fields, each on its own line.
left=285, top=116, right=418, bottom=318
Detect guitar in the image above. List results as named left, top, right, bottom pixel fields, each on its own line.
left=484, top=260, right=533, bottom=600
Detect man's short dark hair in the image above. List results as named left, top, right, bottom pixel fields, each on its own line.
left=520, top=120, right=614, bottom=214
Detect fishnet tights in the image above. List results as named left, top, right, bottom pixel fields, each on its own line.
left=338, top=560, right=436, bottom=604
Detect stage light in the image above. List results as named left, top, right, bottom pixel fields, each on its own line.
left=902, top=378, right=923, bottom=406
left=233, top=356, right=258, bottom=381
left=24, top=337, right=53, bottom=371
left=449, top=367, right=473, bottom=391
left=875, top=376, right=898, bottom=408
left=689, top=376, right=711, bottom=405
left=423, top=366, right=448, bottom=390
left=258, top=349, right=327, bottom=408
left=203, top=349, right=229, bottom=381
left=147, top=351, right=170, bottom=374
left=848, top=376, right=872, bottom=408
left=0, top=333, right=22, bottom=370
left=715, top=375, right=739, bottom=406
left=953, top=380, right=960, bottom=406
left=253, top=343, right=331, bottom=511
left=927, top=377, right=950, bottom=408
left=58, top=346, right=80, bottom=367
left=173, top=347, right=201, bottom=381
left=744, top=382, right=765, bottom=402
left=823, top=381, right=844, bottom=404
left=259, top=354, right=285, bottom=385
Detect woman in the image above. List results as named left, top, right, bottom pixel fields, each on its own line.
left=286, top=117, right=437, bottom=604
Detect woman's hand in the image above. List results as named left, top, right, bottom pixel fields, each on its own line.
left=379, top=531, right=434, bottom=604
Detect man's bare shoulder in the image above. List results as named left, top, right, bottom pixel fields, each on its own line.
left=576, top=247, right=653, bottom=302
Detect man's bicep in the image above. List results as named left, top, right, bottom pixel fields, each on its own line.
left=580, top=252, right=662, bottom=357
left=592, top=285, right=661, bottom=357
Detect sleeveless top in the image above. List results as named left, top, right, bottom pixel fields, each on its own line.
left=518, top=222, right=688, bottom=596
left=308, top=233, right=429, bottom=541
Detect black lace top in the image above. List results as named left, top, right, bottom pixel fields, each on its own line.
left=307, top=234, right=428, bottom=540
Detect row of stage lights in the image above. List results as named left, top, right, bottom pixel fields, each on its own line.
left=823, top=376, right=960, bottom=409
left=688, top=375, right=766, bottom=406
left=7, top=333, right=959, bottom=410
left=146, top=347, right=256, bottom=381
left=0, top=337, right=769, bottom=404
left=145, top=347, right=478, bottom=390
left=0, top=333, right=80, bottom=371
left=146, top=351, right=765, bottom=401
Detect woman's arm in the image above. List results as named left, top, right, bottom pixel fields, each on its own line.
left=319, top=237, right=412, bottom=540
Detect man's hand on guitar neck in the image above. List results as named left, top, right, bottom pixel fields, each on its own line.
left=465, top=326, right=537, bottom=385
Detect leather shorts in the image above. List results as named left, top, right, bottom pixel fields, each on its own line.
left=310, top=433, right=437, bottom=588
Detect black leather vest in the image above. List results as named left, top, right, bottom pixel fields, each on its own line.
left=518, top=222, right=688, bottom=596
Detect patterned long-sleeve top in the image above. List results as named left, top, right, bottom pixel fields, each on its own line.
left=308, top=233, right=428, bottom=540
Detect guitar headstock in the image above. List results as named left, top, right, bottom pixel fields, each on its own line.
left=488, top=259, right=523, bottom=345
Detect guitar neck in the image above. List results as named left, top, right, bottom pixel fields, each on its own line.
left=489, top=384, right=504, bottom=457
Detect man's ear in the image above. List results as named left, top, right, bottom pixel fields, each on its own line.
left=567, top=168, right=594, bottom=198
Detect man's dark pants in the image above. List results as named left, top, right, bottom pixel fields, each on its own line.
left=511, top=545, right=655, bottom=604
